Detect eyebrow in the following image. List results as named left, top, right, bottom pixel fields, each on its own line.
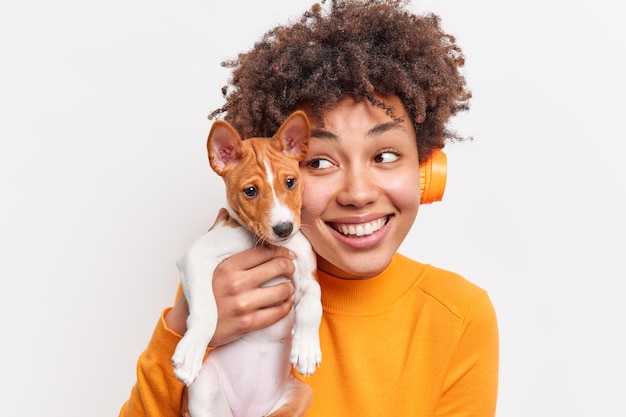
left=311, top=121, right=403, bottom=140
left=310, top=128, right=338, bottom=140
left=367, top=121, right=402, bottom=137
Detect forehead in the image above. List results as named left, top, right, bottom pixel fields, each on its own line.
left=305, top=96, right=416, bottom=147
left=305, top=95, right=412, bottom=133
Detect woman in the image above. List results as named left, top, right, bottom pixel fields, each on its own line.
left=119, top=1, right=499, bottom=415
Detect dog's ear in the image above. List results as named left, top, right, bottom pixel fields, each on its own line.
left=273, top=111, right=310, bottom=161
left=207, top=121, right=244, bottom=175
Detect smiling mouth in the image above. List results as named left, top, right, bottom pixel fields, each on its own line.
left=329, top=216, right=391, bottom=237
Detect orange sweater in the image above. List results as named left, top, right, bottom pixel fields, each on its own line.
left=119, top=253, right=498, bottom=416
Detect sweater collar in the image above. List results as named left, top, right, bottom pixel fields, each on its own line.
left=317, top=253, right=425, bottom=315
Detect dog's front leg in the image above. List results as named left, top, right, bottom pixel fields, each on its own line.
left=288, top=234, right=323, bottom=377
left=172, top=235, right=222, bottom=386
left=290, top=275, right=322, bottom=377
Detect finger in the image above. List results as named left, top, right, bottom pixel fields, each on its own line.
left=246, top=255, right=296, bottom=288
left=249, top=281, right=295, bottom=311
left=212, top=295, right=294, bottom=346
left=213, top=254, right=295, bottom=298
left=242, top=294, right=295, bottom=334
left=230, top=245, right=295, bottom=270
left=226, top=281, right=295, bottom=316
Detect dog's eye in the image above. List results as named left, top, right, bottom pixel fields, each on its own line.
left=286, top=178, right=296, bottom=190
left=243, top=186, right=257, bottom=198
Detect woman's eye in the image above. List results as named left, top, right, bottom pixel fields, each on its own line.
left=374, top=151, right=399, bottom=164
left=306, top=158, right=333, bottom=170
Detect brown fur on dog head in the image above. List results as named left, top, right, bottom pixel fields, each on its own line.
left=206, top=111, right=310, bottom=244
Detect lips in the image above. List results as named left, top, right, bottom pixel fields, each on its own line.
left=329, top=216, right=391, bottom=237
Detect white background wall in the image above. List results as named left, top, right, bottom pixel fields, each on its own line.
left=1, top=0, right=624, bottom=415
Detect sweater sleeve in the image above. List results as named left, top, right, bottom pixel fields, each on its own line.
left=436, top=290, right=500, bottom=417
left=118, top=308, right=185, bottom=417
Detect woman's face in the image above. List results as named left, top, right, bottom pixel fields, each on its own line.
left=299, top=95, right=420, bottom=279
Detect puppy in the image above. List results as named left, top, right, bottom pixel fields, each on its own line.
left=172, top=111, right=322, bottom=417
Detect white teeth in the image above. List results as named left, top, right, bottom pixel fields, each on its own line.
left=335, top=218, right=387, bottom=237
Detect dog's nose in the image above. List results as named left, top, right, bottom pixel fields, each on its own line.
left=273, top=222, right=293, bottom=239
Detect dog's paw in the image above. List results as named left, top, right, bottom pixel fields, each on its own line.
left=290, top=335, right=322, bottom=377
left=171, top=337, right=207, bottom=386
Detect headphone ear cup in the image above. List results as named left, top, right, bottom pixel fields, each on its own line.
left=420, top=149, right=447, bottom=204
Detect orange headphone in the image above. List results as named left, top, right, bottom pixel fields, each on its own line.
left=419, top=148, right=447, bottom=204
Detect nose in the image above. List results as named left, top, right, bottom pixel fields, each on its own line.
left=336, top=167, right=379, bottom=208
left=273, top=222, right=294, bottom=239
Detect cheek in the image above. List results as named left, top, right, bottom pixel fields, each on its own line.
left=301, top=180, right=328, bottom=226
left=385, top=174, right=420, bottom=212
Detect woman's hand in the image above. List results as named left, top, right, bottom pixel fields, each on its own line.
left=165, top=245, right=296, bottom=346
left=209, top=245, right=296, bottom=346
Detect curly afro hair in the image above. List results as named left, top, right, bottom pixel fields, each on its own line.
left=209, top=0, right=471, bottom=163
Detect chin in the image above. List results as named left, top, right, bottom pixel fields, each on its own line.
left=318, top=252, right=393, bottom=280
